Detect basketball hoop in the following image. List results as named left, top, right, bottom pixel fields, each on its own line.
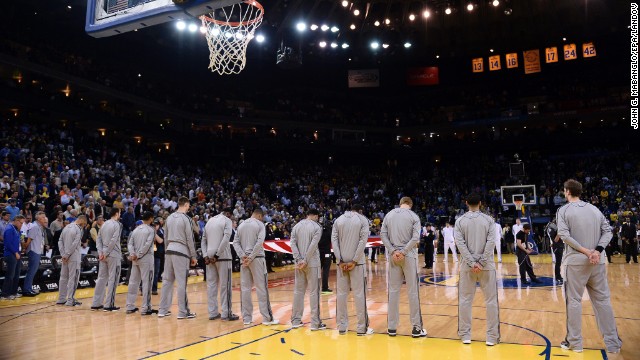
left=200, top=1, right=264, bottom=75
left=514, top=200, right=523, bottom=212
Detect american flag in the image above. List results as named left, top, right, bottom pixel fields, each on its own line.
left=107, top=0, right=131, bottom=13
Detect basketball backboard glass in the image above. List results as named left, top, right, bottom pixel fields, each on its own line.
left=86, top=0, right=241, bottom=38
left=500, top=185, right=537, bottom=206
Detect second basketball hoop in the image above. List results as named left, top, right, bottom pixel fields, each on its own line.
left=200, top=0, right=264, bottom=75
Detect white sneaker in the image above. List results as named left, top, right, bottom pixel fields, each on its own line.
left=262, top=319, right=279, bottom=326
left=358, top=328, right=374, bottom=336
left=486, top=341, right=496, bottom=346
left=291, top=323, right=303, bottom=329
left=560, top=341, right=582, bottom=353
left=462, top=340, right=471, bottom=344
left=243, top=321, right=252, bottom=325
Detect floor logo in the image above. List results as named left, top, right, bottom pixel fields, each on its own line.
left=421, top=273, right=558, bottom=288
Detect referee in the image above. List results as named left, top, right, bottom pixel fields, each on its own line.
left=557, top=179, right=622, bottom=354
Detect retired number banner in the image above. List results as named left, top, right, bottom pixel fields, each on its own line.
left=523, top=49, right=542, bottom=74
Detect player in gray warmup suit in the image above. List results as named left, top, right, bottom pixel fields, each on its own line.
left=290, top=209, right=325, bottom=330
left=125, top=212, right=156, bottom=315
left=380, top=197, right=427, bottom=338
left=557, top=179, right=622, bottom=354
left=454, top=193, right=499, bottom=346
left=202, top=208, right=239, bottom=321
left=234, top=208, right=278, bottom=326
left=158, top=197, right=198, bottom=319
left=91, top=208, right=123, bottom=311
left=57, top=215, right=87, bottom=306
left=331, top=204, right=373, bottom=336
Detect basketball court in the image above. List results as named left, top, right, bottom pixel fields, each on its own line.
left=0, top=254, right=636, bottom=359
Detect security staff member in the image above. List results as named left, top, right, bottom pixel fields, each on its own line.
left=202, top=208, right=239, bottom=321
left=620, top=218, right=638, bottom=263
left=454, top=193, right=499, bottom=346
left=125, top=212, right=156, bottom=315
left=332, top=204, right=373, bottom=336
left=91, top=208, right=123, bottom=311
left=516, top=224, right=541, bottom=285
left=380, top=197, right=427, bottom=338
left=290, top=209, right=325, bottom=331
left=318, top=217, right=333, bottom=294
left=158, top=197, right=198, bottom=319
left=234, top=208, right=278, bottom=326
left=57, top=215, right=86, bottom=306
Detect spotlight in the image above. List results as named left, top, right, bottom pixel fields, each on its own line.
left=176, top=20, right=186, bottom=30
left=330, top=42, right=338, bottom=48
left=321, top=24, right=329, bottom=31
left=341, top=0, right=348, bottom=7
left=562, top=37, right=567, bottom=41
left=370, top=41, right=379, bottom=49
left=436, top=55, right=440, bottom=58
left=409, top=14, right=416, bottom=21
left=490, top=48, right=494, bottom=52
left=330, top=26, right=339, bottom=32
left=504, top=8, right=512, bottom=15
left=296, top=22, right=306, bottom=32
left=199, top=26, right=207, bottom=34
left=404, top=42, right=411, bottom=48
left=342, top=43, right=349, bottom=48
left=492, top=0, right=499, bottom=6
left=224, top=31, right=233, bottom=38
left=256, top=34, right=265, bottom=42
left=310, top=24, right=318, bottom=30
left=188, top=23, right=198, bottom=32
left=350, top=24, right=356, bottom=30
left=354, top=9, right=360, bottom=16
left=235, top=32, right=244, bottom=39
left=467, top=3, right=474, bottom=11
left=374, top=20, right=380, bottom=26
left=423, top=10, right=431, bottom=18
left=382, top=43, right=389, bottom=48
left=445, top=7, right=452, bottom=15
left=319, top=41, right=327, bottom=48
left=384, top=18, right=390, bottom=25
left=211, top=27, right=220, bottom=36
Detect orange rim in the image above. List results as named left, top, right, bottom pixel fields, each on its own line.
left=200, top=0, right=264, bottom=27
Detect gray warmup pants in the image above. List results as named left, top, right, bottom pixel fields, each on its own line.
left=58, top=260, right=81, bottom=305
left=458, top=268, right=500, bottom=343
left=240, top=257, right=274, bottom=323
left=291, top=266, right=321, bottom=328
left=337, top=264, right=369, bottom=333
left=564, top=264, right=622, bottom=352
left=126, top=258, right=154, bottom=312
left=206, top=260, right=233, bottom=318
left=91, top=256, right=121, bottom=308
left=387, top=256, right=423, bottom=331
left=159, top=254, right=191, bottom=317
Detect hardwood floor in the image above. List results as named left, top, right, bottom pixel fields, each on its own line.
left=0, top=254, right=637, bottom=359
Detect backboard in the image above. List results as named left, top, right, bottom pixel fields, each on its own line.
left=86, top=0, right=242, bottom=38
left=500, top=185, right=537, bottom=206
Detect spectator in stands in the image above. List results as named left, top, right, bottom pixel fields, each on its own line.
left=0, top=211, right=10, bottom=253
left=5, top=198, right=19, bottom=220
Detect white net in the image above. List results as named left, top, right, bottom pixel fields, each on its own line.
left=200, top=1, right=264, bottom=75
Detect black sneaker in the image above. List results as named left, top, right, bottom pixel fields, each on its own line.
left=209, top=314, right=221, bottom=320
left=177, top=312, right=197, bottom=319
left=521, top=280, right=531, bottom=285
left=23, top=292, right=38, bottom=297
left=311, top=323, right=327, bottom=331
left=126, top=308, right=139, bottom=314
left=103, top=306, right=120, bottom=312
left=66, top=300, right=82, bottom=307
left=56, top=301, right=67, bottom=305
left=141, top=310, right=158, bottom=316
left=152, top=291, right=158, bottom=295
left=412, top=327, right=427, bottom=338
left=222, top=314, right=240, bottom=321
left=532, top=278, right=542, bottom=284
left=91, top=305, right=104, bottom=311
left=388, top=329, right=397, bottom=337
